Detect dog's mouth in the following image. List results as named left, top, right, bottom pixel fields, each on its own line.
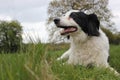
left=58, top=26, right=77, bottom=35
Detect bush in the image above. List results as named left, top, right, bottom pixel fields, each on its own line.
left=0, top=20, right=22, bottom=53
left=102, top=27, right=120, bottom=45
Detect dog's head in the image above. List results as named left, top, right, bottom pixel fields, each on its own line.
left=54, top=10, right=100, bottom=36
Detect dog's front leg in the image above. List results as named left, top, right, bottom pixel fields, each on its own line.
left=108, top=66, right=120, bottom=76
left=57, top=49, right=71, bottom=61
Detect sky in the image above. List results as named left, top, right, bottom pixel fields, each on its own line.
left=0, top=0, right=120, bottom=43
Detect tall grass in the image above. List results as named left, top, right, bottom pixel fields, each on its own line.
left=0, top=43, right=120, bottom=80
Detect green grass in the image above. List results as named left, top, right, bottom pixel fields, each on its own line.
left=0, top=43, right=120, bottom=80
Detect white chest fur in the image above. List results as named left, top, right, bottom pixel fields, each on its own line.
left=58, top=29, right=109, bottom=67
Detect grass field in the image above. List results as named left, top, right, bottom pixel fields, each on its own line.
left=0, top=43, right=120, bottom=80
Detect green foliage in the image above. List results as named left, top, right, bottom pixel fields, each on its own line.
left=0, top=43, right=120, bottom=80
left=0, top=20, right=22, bottom=53
left=109, top=44, right=120, bottom=73
left=102, top=27, right=120, bottom=44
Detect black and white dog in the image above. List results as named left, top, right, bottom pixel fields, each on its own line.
left=54, top=10, right=118, bottom=75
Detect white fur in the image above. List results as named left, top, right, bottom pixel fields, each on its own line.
left=58, top=29, right=109, bottom=67
left=56, top=10, right=119, bottom=75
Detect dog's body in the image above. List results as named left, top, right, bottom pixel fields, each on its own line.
left=54, top=10, right=118, bottom=75
left=57, top=29, right=109, bottom=67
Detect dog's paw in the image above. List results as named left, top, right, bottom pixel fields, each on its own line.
left=57, top=57, right=61, bottom=61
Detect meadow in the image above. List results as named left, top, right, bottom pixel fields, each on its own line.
left=0, top=43, right=120, bottom=80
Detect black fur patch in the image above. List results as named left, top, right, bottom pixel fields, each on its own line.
left=87, top=14, right=100, bottom=36
left=70, top=12, right=100, bottom=36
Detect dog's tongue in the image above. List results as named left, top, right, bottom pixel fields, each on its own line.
left=61, top=27, right=76, bottom=35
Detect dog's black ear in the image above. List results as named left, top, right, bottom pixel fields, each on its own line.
left=87, top=14, right=100, bottom=36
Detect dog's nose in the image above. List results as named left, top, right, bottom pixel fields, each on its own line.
left=54, top=18, right=60, bottom=24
